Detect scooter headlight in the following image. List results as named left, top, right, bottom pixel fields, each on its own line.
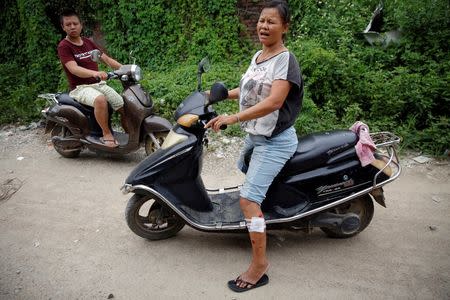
left=131, top=65, right=142, bottom=81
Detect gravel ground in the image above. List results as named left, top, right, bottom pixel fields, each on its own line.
left=0, top=124, right=449, bottom=299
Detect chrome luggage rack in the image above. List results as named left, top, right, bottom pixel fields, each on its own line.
left=371, top=131, right=401, bottom=148
left=38, top=93, right=59, bottom=104
left=370, top=131, right=402, bottom=187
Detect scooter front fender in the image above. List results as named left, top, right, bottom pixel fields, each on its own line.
left=142, top=115, right=172, bottom=133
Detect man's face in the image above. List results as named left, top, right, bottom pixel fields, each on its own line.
left=62, top=15, right=82, bottom=38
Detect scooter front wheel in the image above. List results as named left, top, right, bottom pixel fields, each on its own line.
left=125, top=194, right=185, bottom=240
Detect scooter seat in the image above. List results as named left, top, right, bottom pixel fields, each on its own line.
left=56, top=93, right=94, bottom=115
left=282, top=130, right=358, bottom=175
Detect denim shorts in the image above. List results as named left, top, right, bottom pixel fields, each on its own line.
left=69, top=81, right=124, bottom=111
left=238, top=126, right=298, bottom=205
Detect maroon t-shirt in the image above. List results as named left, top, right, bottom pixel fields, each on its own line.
left=57, top=37, right=100, bottom=90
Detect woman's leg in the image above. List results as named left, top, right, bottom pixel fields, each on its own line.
left=237, top=198, right=269, bottom=287
left=235, top=127, right=298, bottom=287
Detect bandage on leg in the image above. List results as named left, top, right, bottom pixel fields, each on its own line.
left=245, top=217, right=266, bottom=233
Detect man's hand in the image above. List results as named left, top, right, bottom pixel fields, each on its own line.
left=93, top=71, right=108, bottom=81
left=65, top=61, right=108, bottom=80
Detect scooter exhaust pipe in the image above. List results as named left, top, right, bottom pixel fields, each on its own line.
left=310, top=212, right=361, bottom=235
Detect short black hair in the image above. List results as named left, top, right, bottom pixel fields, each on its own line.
left=60, top=8, right=80, bottom=25
left=264, top=0, right=291, bottom=25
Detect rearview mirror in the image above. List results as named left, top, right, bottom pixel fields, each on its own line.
left=91, top=49, right=102, bottom=62
left=197, top=57, right=210, bottom=91
left=198, top=57, right=210, bottom=74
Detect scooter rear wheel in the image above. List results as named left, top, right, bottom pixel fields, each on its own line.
left=125, top=194, right=185, bottom=240
left=320, top=195, right=374, bottom=239
left=51, top=125, right=81, bottom=158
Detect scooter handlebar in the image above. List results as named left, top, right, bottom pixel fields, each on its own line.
left=107, top=72, right=118, bottom=80
left=94, top=72, right=117, bottom=82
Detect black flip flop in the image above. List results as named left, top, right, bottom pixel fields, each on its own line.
left=227, top=274, right=269, bottom=292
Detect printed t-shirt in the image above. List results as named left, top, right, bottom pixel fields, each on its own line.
left=57, top=37, right=100, bottom=90
left=239, top=51, right=303, bottom=137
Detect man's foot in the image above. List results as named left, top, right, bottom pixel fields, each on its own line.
left=100, top=137, right=119, bottom=148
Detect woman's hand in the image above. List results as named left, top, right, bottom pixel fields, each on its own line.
left=204, top=114, right=239, bottom=132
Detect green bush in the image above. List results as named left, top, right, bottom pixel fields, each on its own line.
left=0, top=0, right=448, bottom=155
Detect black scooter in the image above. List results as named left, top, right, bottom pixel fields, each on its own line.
left=121, top=58, right=401, bottom=240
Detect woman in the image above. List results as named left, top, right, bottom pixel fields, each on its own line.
left=205, top=0, right=303, bottom=292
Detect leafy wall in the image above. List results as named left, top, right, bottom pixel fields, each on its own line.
left=0, top=0, right=449, bottom=155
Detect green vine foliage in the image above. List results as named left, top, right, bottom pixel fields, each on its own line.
left=1, top=0, right=61, bottom=123
left=97, top=0, right=252, bottom=67
left=0, top=0, right=449, bottom=155
left=287, top=0, right=449, bottom=155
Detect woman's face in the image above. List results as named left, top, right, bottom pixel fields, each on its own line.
left=257, top=8, right=287, bottom=47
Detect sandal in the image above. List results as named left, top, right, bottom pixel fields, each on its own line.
left=227, top=274, right=269, bottom=292
left=99, top=137, right=119, bottom=148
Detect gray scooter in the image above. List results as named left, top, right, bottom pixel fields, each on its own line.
left=39, top=50, right=171, bottom=158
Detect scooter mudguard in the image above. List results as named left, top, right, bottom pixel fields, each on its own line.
left=53, top=94, right=111, bottom=137
left=46, top=104, right=89, bottom=135
left=142, top=115, right=172, bottom=133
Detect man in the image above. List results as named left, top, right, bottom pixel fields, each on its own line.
left=58, top=8, right=125, bottom=147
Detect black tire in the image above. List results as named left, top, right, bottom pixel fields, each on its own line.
left=145, top=132, right=168, bottom=155
left=125, top=194, right=185, bottom=240
left=320, top=195, right=374, bottom=239
left=51, top=125, right=81, bottom=158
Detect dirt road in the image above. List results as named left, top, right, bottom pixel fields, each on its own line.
left=0, top=127, right=449, bottom=299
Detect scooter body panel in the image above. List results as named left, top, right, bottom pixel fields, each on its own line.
left=46, top=104, right=90, bottom=135
left=53, top=93, right=112, bottom=137
left=126, top=127, right=212, bottom=211
left=263, top=158, right=389, bottom=215
left=128, top=84, right=153, bottom=108
left=142, top=115, right=172, bottom=134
